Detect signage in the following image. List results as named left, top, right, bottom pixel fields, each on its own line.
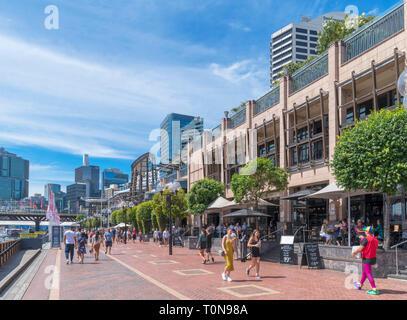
left=280, top=236, right=294, bottom=245
left=280, top=244, right=295, bottom=265
left=20, top=233, right=38, bottom=238
left=300, top=243, right=322, bottom=269
left=51, top=226, right=61, bottom=248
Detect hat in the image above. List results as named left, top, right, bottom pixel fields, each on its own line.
left=363, top=226, right=374, bottom=234
left=231, top=233, right=237, bottom=238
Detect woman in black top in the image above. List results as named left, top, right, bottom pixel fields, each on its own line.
left=246, top=229, right=261, bottom=279
left=196, top=228, right=208, bottom=264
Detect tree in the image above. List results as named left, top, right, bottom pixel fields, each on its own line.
left=331, top=106, right=407, bottom=250
left=127, top=206, right=137, bottom=229
left=76, top=213, right=86, bottom=222
left=110, top=210, right=117, bottom=226
left=116, top=209, right=125, bottom=224
left=152, top=193, right=168, bottom=230
left=231, top=158, right=289, bottom=209
left=137, top=201, right=153, bottom=234
left=187, top=178, right=224, bottom=227
left=317, top=14, right=375, bottom=54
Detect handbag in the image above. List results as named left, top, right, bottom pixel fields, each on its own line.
left=218, top=249, right=225, bottom=256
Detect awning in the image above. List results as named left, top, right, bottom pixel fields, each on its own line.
left=302, top=181, right=379, bottom=200
left=223, top=209, right=271, bottom=218
left=206, top=197, right=234, bottom=210
left=229, top=198, right=279, bottom=207
left=280, top=189, right=316, bottom=200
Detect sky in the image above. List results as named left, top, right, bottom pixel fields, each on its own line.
left=0, top=0, right=390, bottom=196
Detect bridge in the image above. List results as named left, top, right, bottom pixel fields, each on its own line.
left=0, top=210, right=77, bottom=230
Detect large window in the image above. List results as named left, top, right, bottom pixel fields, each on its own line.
left=296, top=34, right=307, bottom=40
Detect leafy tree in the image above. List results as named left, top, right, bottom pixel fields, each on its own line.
left=331, top=106, right=407, bottom=250
left=127, top=206, right=137, bottom=229
left=110, top=210, right=117, bottom=226
left=317, top=14, right=375, bottom=54
left=91, top=217, right=100, bottom=228
left=152, top=193, right=167, bottom=230
left=137, top=201, right=153, bottom=234
left=76, top=213, right=86, bottom=222
left=116, top=209, right=125, bottom=224
left=231, top=158, right=289, bottom=209
left=187, top=178, right=225, bottom=214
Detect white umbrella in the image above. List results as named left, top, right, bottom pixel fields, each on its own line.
left=114, top=223, right=132, bottom=228
left=303, top=181, right=379, bottom=247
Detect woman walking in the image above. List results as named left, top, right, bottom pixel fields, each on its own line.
left=196, top=228, right=208, bottom=264
left=245, top=229, right=262, bottom=279
left=132, top=229, right=137, bottom=244
left=77, top=231, right=87, bottom=264
left=138, top=230, right=143, bottom=243
left=221, top=228, right=236, bottom=282
left=91, top=230, right=103, bottom=261
left=205, top=227, right=215, bottom=263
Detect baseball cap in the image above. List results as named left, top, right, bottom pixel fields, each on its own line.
left=363, top=226, right=374, bottom=233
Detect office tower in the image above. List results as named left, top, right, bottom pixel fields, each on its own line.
left=0, top=147, right=29, bottom=200
left=75, top=155, right=100, bottom=198
left=66, top=183, right=86, bottom=214
left=270, top=12, right=346, bottom=86
left=102, top=168, right=129, bottom=195
left=160, top=114, right=204, bottom=166
left=44, top=183, right=66, bottom=212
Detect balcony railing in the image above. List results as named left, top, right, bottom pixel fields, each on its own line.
left=290, top=52, right=328, bottom=94
left=343, top=2, right=404, bottom=62
left=230, top=106, right=246, bottom=128
left=254, top=86, right=280, bottom=115
left=212, top=124, right=221, bottom=141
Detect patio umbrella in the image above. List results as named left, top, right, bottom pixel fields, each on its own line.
left=223, top=209, right=271, bottom=229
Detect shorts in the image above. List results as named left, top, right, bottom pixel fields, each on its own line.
left=206, top=247, right=211, bottom=253
left=105, top=240, right=112, bottom=247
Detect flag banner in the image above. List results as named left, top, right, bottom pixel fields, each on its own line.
left=46, top=189, right=60, bottom=225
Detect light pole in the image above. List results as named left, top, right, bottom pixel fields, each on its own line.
left=157, top=181, right=181, bottom=256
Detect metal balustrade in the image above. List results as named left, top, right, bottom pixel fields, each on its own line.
left=254, top=86, right=280, bottom=115
left=343, top=2, right=404, bottom=62
left=230, top=107, right=246, bottom=128
left=290, top=52, right=328, bottom=94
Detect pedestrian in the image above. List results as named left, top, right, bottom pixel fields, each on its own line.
left=153, top=229, right=159, bottom=244
left=75, top=228, right=82, bottom=261
left=374, top=220, right=384, bottom=245
left=163, top=228, right=170, bottom=247
left=116, top=229, right=122, bottom=244
left=138, top=230, right=143, bottom=243
left=221, top=228, right=236, bottom=282
left=132, top=229, right=137, bottom=243
left=196, top=228, right=207, bottom=264
left=352, top=226, right=379, bottom=295
left=205, top=227, right=215, bottom=263
left=91, top=230, right=103, bottom=261
left=63, top=226, right=76, bottom=264
left=77, top=231, right=87, bottom=264
left=104, top=228, right=113, bottom=254
left=246, top=229, right=262, bottom=279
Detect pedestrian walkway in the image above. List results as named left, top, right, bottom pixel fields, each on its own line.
left=20, top=241, right=407, bottom=300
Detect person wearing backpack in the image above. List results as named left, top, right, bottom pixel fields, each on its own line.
left=77, top=232, right=87, bottom=264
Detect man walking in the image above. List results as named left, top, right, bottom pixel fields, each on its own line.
left=352, top=226, right=379, bottom=295
left=104, top=228, right=113, bottom=255
left=63, top=226, right=77, bottom=264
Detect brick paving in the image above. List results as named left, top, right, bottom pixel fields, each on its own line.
left=22, top=241, right=407, bottom=300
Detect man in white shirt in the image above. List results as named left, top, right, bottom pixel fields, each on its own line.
left=63, top=226, right=77, bottom=264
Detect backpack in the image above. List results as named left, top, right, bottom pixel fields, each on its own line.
left=79, top=237, right=86, bottom=247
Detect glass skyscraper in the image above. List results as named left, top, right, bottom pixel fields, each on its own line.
left=75, top=154, right=100, bottom=198
left=0, top=147, right=29, bottom=200
left=102, top=168, right=128, bottom=195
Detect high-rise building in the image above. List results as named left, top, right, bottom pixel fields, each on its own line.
left=102, top=168, right=128, bottom=195
left=160, top=114, right=204, bottom=166
left=0, top=147, right=29, bottom=200
left=75, top=154, right=100, bottom=198
left=270, top=12, right=346, bottom=86
left=66, top=183, right=86, bottom=214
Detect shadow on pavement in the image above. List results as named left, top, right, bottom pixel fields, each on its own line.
left=379, top=289, right=407, bottom=295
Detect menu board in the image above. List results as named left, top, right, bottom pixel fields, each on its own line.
left=280, top=244, right=295, bottom=265
left=301, top=243, right=322, bottom=269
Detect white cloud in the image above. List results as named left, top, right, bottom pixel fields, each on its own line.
left=0, top=33, right=268, bottom=159
left=228, top=22, right=251, bottom=32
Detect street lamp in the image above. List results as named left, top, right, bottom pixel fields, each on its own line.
left=157, top=181, right=181, bottom=256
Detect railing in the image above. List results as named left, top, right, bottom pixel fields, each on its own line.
left=212, top=124, right=222, bottom=141
left=0, top=239, right=21, bottom=267
left=343, top=2, right=404, bottom=62
left=230, top=107, right=246, bottom=128
left=254, top=86, right=280, bottom=115
left=390, top=239, right=407, bottom=275
left=290, top=52, right=328, bottom=94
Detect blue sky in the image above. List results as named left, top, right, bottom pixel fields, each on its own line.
left=0, top=0, right=390, bottom=195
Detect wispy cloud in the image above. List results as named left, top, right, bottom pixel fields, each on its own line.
left=227, top=22, right=251, bottom=32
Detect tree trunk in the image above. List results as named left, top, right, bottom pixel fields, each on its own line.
left=384, top=193, right=391, bottom=251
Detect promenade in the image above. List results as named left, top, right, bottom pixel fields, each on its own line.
left=11, top=241, right=407, bottom=300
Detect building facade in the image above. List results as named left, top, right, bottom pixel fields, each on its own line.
left=75, top=154, right=100, bottom=198
left=0, top=147, right=29, bottom=200
left=44, top=183, right=66, bottom=213
left=188, top=1, right=407, bottom=244
left=102, top=168, right=128, bottom=192
left=270, top=11, right=346, bottom=85
left=66, top=183, right=87, bottom=214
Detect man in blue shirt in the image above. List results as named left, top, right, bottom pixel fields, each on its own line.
left=104, top=228, right=113, bottom=255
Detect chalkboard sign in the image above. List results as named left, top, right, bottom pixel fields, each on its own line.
left=280, top=244, right=295, bottom=265
left=300, top=243, right=322, bottom=269
left=173, top=235, right=183, bottom=247
left=51, top=226, right=61, bottom=248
